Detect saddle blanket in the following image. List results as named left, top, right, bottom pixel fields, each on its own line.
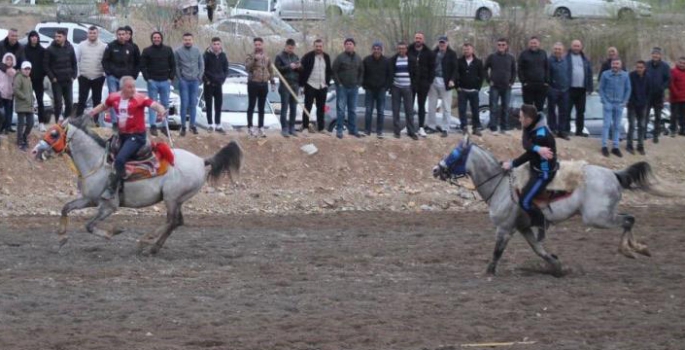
left=109, top=140, right=175, bottom=182
left=513, top=160, right=587, bottom=192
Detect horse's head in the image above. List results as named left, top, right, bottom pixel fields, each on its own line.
left=32, top=122, right=69, bottom=161
left=433, top=134, right=473, bottom=181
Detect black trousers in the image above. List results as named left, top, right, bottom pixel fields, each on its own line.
left=647, top=93, right=664, bottom=137
left=569, top=87, right=587, bottom=133
left=669, top=101, right=685, bottom=133
left=52, top=79, right=74, bottom=122
left=32, top=77, right=48, bottom=124
left=247, top=81, right=268, bottom=128
left=412, top=82, right=430, bottom=128
left=303, top=84, right=327, bottom=131
left=522, top=83, right=548, bottom=112
left=16, top=112, right=34, bottom=145
left=207, top=6, right=214, bottom=22
left=204, top=82, right=223, bottom=125
left=77, top=76, right=105, bottom=118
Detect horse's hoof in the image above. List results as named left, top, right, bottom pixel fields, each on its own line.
left=112, top=227, right=124, bottom=236
left=58, top=235, right=69, bottom=248
left=149, top=245, right=161, bottom=255
left=486, top=263, right=497, bottom=275
left=551, top=268, right=564, bottom=278
left=635, top=245, right=651, bottom=257
left=619, top=247, right=637, bottom=259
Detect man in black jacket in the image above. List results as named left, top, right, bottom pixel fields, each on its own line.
left=24, top=31, right=47, bottom=131
left=102, top=27, right=139, bottom=95
left=457, top=42, right=484, bottom=136
left=0, top=28, right=24, bottom=71
left=141, top=31, right=176, bottom=136
left=518, top=36, right=549, bottom=111
left=408, top=32, right=435, bottom=137
left=299, top=39, right=332, bottom=133
left=484, top=38, right=516, bottom=134
left=275, top=38, right=300, bottom=137
left=427, top=36, right=458, bottom=138
left=362, top=41, right=391, bottom=138
left=44, top=29, right=77, bottom=124
left=203, top=37, right=229, bottom=134
left=645, top=47, right=670, bottom=142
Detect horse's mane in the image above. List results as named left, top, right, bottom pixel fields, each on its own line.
left=69, top=116, right=108, bottom=148
left=472, top=144, right=500, bottom=167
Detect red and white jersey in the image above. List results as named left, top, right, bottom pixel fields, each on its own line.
left=105, top=92, right=154, bottom=134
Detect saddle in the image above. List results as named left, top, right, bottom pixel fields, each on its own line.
left=107, top=135, right=175, bottom=182
left=513, top=160, right=587, bottom=206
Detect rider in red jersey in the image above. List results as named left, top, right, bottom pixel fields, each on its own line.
left=89, top=76, right=167, bottom=199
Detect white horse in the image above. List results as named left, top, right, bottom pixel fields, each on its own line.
left=433, top=135, right=678, bottom=277
left=32, top=116, right=242, bottom=254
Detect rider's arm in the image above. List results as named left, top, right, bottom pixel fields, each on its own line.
left=150, top=102, right=167, bottom=118
left=90, top=102, right=108, bottom=116
left=511, top=151, right=533, bottom=168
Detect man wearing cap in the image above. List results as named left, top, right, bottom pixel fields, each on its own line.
left=408, top=32, right=435, bottom=137
left=332, top=37, right=364, bottom=139
left=362, top=41, right=391, bottom=138
left=645, top=47, right=670, bottom=142
left=13, top=61, right=34, bottom=150
left=427, top=35, right=458, bottom=138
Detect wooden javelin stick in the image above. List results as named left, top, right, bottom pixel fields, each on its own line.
left=271, top=63, right=313, bottom=120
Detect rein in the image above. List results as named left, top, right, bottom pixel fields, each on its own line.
left=58, top=124, right=108, bottom=180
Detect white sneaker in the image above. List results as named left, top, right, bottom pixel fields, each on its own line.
left=258, top=127, right=266, bottom=138
left=418, top=127, right=427, bottom=138
left=248, top=127, right=256, bottom=137
left=208, top=124, right=214, bottom=132
left=38, top=123, right=46, bottom=132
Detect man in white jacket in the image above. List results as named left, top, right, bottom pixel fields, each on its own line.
left=77, top=26, right=107, bottom=125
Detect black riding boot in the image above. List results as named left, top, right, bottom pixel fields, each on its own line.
left=102, top=172, right=123, bottom=200
left=528, top=206, right=547, bottom=242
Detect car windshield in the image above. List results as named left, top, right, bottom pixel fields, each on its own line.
left=236, top=0, right=268, bottom=11
left=98, top=28, right=115, bottom=42
left=222, top=93, right=273, bottom=113
left=252, top=23, right=278, bottom=37
left=265, top=17, right=298, bottom=34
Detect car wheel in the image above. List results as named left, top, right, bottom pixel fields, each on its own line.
left=326, top=6, right=342, bottom=18
left=618, top=8, right=635, bottom=20
left=476, top=8, right=492, bottom=21
left=553, top=7, right=571, bottom=19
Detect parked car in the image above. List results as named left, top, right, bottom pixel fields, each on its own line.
left=197, top=80, right=281, bottom=130
left=203, top=16, right=287, bottom=46
left=402, top=0, right=500, bottom=21
left=278, top=0, right=354, bottom=20
left=230, top=0, right=279, bottom=17
left=229, top=14, right=300, bottom=38
left=545, top=0, right=651, bottom=20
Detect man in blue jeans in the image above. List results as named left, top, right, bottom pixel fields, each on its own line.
left=101, top=27, right=139, bottom=123
left=362, top=41, right=391, bottom=138
left=332, top=38, right=364, bottom=139
left=141, top=31, right=175, bottom=136
left=174, top=33, right=204, bottom=136
left=484, top=38, right=516, bottom=135
left=599, top=59, right=631, bottom=157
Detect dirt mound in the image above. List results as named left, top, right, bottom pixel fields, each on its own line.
left=1, top=129, right=684, bottom=217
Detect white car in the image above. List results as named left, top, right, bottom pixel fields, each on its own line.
left=197, top=80, right=281, bottom=130
left=278, top=0, right=354, bottom=19
left=203, top=16, right=287, bottom=46
left=444, top=0, right=501, bottom=20
left=18, top=21, right=116, bottom=57
left=229, top=0, right=279, bottom=17
left=545, top=0, right=651, bottom=19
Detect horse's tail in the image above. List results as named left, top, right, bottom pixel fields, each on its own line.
left=614, top=161, right=682, bottom=197
left=204, top=141, right=243, bottom=183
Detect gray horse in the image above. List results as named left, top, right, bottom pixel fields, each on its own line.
left=32, top=116, right=242, bottom=254
left=433, top=135, right=675, bottom=277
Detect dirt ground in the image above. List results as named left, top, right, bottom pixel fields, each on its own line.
left=1, top=208, right=684, bottom=350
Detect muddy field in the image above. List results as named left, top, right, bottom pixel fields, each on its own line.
left=1, top=208, right=684, bottom=350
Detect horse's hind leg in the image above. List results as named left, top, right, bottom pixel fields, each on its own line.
left=520, top=226, right=563, bottom=277
left=57, top=197, right=96, bottom=247
left=85, top=201, right=119, bottom=240
left=149, top=204, right=182, bottom=255
left=617, top=213, right=651, bottom=258
left=487, top=227, right=515, bottom=275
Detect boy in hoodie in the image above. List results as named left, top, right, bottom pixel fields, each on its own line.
left=0, top=53, right=17, bottom=135
left=44, top=29, right=77, bottom=124
left=502, top=104, right=557, bottom=242
left=203, top=37, right=229, bottom=134
left=24, top=31, right=47, bottom=131
left=141, top=31, right=176, bottom=136
left=13, top=61, right=34, bottom=150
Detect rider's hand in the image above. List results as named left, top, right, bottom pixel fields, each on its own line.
left=537, top=147, right=553, bottom=160
left=502, top=161, right=512, bottom=171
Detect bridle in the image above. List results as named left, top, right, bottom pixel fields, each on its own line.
left=42, top=123, right=106, bottom=180
left=445, top=144, right=514, bottom=205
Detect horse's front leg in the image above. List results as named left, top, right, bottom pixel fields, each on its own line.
left=519, top=227, right=563, bottom=277
left=487, top=226, right=515, bottom=275
left=85, top=200, right=120, bottom=240
left=58, top=197, right=96, bottom=247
